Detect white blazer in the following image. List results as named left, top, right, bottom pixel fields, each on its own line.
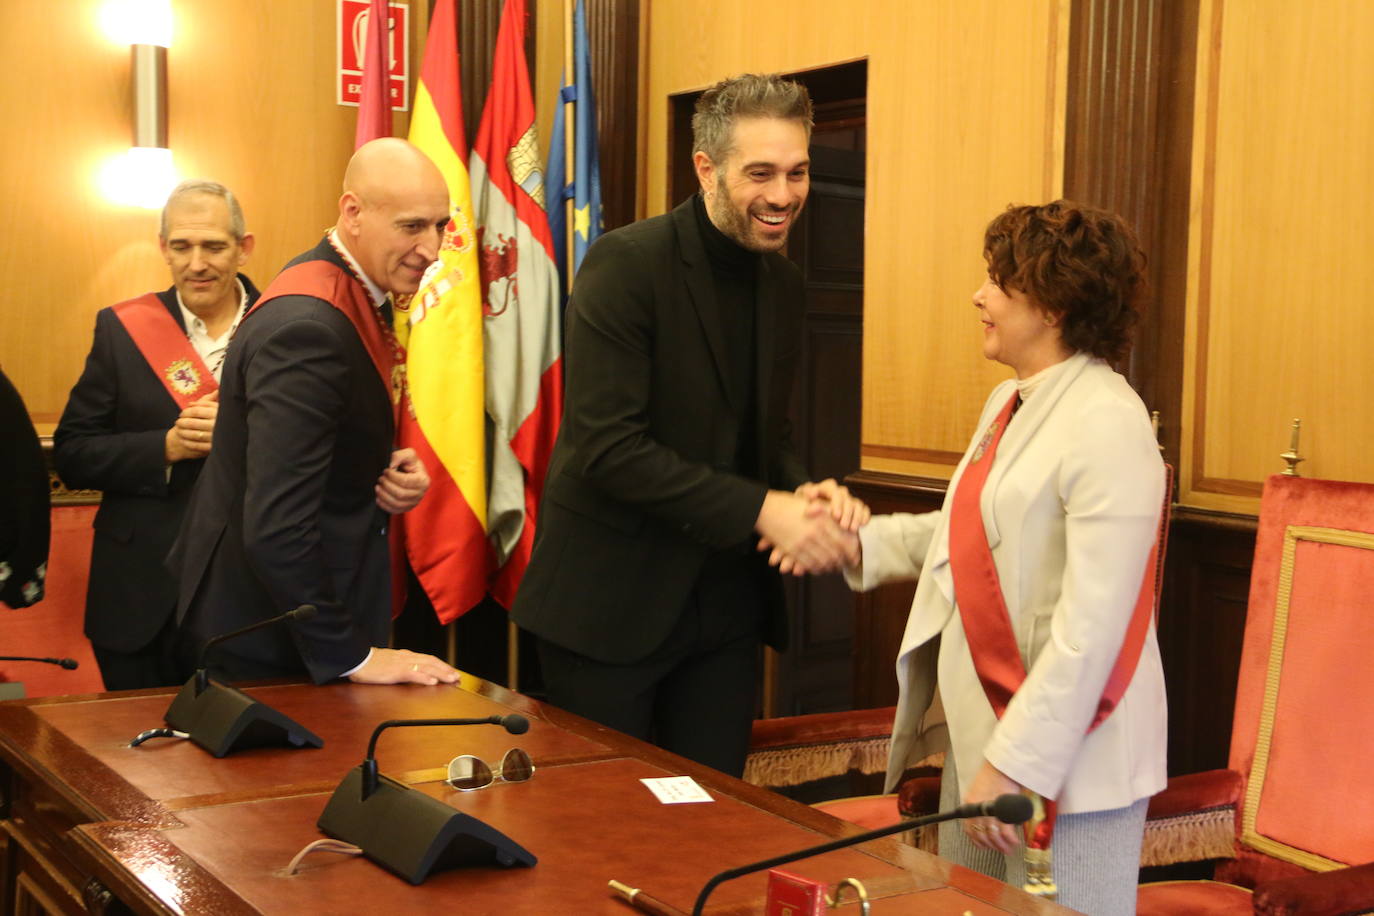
left=850, top=353, right=1167, bottom=814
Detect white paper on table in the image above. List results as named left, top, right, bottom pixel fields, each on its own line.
left=640, top=775, right=714, bottom=804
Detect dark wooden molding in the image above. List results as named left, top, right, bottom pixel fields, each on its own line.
left=585, top=0, right=640, bottom=232
left=450, top=1, right=639, bottom=234
left=1064, top=0, right=1199, bottom=471
left=453, top=1, right=538, bottom=150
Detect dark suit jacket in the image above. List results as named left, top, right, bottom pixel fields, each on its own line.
left=0, top=365, right=49, bottom=609
left=512, top=197, right=809, bottom=664
left=171, top=240, right=393, bottom=683
left=53, top=278, right=259, bottom=651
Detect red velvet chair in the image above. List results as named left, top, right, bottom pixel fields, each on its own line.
left=1136, top=475, right=1374, bottom=915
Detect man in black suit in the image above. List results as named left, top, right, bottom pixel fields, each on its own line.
left=513, top=74, right=866, bottom=776
left=55, top=181, right=259, bottom=689
left=171, top=139, right=459, bottom=687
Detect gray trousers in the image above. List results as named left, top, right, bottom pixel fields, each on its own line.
left=938, top=763, right=1147, bottom=915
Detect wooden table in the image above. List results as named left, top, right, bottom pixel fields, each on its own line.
left=0, top=676, right=1072, bottom=915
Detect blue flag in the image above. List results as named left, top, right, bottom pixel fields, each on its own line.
left=545, top=0, right=602, bottom=302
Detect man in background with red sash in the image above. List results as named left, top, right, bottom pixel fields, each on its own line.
left=55, top=180, right=260, bottom=690
left=170, top=139, right=459, bottom=687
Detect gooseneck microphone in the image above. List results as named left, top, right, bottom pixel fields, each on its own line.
left=0, top=655, right=79, bottom=669
left=690, top=793, right=1034, bottom=915
left=360, top=715, right=530, bottom=798
left=317, top=713, right=537, bottom=883
left=156, top=604, right=325, bottom=757
left=194, top=604, right=318, bottom=692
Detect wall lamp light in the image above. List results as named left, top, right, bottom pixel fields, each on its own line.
left=99, top=0, right=177, bottom=208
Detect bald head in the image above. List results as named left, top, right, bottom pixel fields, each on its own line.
left=337, top=139, right=450, bottom=296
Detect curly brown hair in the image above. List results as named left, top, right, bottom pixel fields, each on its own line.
left=982, top=200, right=1146, bottom=363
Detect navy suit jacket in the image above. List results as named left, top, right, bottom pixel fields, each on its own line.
left=171, top=241, right=394, bottom=682
left=54, top=278, right=259, bottom=651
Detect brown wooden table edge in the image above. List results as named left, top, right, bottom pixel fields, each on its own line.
left=67, top=821, right=260, bottom=916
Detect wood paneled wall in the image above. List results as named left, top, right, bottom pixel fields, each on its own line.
left=1181, top=0, right=1374, bottom=511
left=0, top=0, right=427, bottom=432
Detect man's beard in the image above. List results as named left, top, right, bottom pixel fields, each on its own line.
left=708, top=175, right=792, bottom=253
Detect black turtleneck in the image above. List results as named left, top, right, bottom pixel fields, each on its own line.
left=693, top=193, right=759, bottom=478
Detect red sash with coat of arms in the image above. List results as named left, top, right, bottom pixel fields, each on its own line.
left=112, top=293, right=218, bottom=408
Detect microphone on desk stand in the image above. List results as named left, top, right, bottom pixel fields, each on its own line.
left=316, top=715, right=538, bottom=885
left=134, top=604, right=325, bottom=757
left=0, top=655, right=81, bottom=700
left=0, top=655, right=80, bottom=669
left=609, top=794, right=1034, bottom=916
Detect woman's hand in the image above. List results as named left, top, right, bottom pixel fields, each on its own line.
left=794, top=478, right=871, bottom=531
left=963, top=759, right=1026, bottom=855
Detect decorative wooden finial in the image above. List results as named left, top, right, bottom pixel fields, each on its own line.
left=1280, top=418, right=1304, bottom=476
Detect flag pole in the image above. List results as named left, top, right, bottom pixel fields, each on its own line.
left=563, top=0, right=576, bottom=296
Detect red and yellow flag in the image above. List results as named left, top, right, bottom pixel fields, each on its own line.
left=400, top=0, right=489, bottom=623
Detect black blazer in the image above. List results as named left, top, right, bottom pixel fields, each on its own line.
left=53, top=279, right=259, bottom=651
left=512, top=198, right=808, bottom=664
left=171, top=241, right=393, bottom=682
left=0, top=365, right=49, bottom=609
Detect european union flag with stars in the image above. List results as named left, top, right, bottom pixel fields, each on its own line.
left=545, top=0, right=602, bottom=307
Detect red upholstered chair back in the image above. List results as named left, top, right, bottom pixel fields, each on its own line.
left=1217, top=474, right=1374, bottom=888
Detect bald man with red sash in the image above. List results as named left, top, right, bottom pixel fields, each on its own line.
left=56, top=181, right=260, bottom=690
left=170, top=139, right=461, bottom=688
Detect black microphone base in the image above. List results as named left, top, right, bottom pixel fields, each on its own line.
left=164, top=675, right=324, bottom=758
left=317, top=766, right=537, bottom=885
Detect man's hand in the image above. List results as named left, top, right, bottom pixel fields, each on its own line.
left=376, top=448, right=429, bottom=514
left=755, top=489, right=860, bottom=576
left=794, top=478, right=871, bottom=531
left=164, top=390, right=219, bottom=463
left=347, top=647, right=460, bottom=686
left=963, top=759, right=1026, bottom=855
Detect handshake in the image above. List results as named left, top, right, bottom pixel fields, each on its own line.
left=755, top=479, right=870, bottom=576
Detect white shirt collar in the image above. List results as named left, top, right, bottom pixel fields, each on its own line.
left=328, top=228, right=387, bottom=307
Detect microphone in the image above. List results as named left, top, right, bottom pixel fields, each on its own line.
left=195, top=604, right=318, bottom=692
left=360, top=715, right=530, bottom=798
left=317, top=714, right=537, bottom=884
left=690, top=793, right=1034, bottom=915
left=949, top=793, right=1035, bottom=824
left=0, top=655, right=79, bottom=669
left=159, top=604, right=324, bottom=757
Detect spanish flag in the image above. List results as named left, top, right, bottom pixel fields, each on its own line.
left=399, top=0, right=489, bottom=623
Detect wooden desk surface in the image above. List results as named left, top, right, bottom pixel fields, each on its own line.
left=0, top=678, right=1072, bottom=915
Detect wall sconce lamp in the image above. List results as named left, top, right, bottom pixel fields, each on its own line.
left=99, top=0, right=177, bottom=208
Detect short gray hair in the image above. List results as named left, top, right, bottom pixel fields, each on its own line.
left=691, top=73, right=814, bottom=164
left=160, top=179, right=247, bottom=240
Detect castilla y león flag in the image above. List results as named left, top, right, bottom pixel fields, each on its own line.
left=469, top=0, right=563, bottom=609
left=399, top=0, right=489, bottom=623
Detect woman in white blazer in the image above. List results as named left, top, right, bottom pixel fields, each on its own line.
left=846, top=202, right=1166, bottom=914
